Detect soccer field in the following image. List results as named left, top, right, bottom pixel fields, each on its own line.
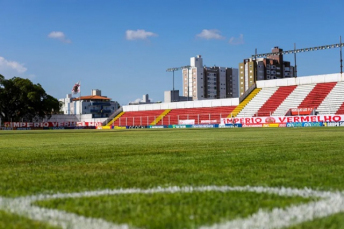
left=1, top=128, right=344, bottom=229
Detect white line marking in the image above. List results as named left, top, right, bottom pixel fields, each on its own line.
left=0, top=186, right=343, bottom=229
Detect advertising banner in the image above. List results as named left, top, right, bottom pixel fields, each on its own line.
left=126, top=126, right=146, bottom=129
left=221, top=115, right=344, bottom=125
left=242, top=124, right=263, bottom=128
left=192, top=124, right=216, bottom=128
left=172, top=125, right=193, bottom=128
left=4, top=122, right=102, bottom=128
left=178, top=120, right=195, bottom=125
left=200, top=120, right=218, bottom=124
left=286, top=122, right=323, bottom=127
left=218, top=124, right=242, bottom=128
left=324, top=121, right=344, bottom=127
left=262, top=123, right=281, bottom=128
left=290, top=108, right=314, bottom=116
left=0, top=127, right=13, bottom=130
left=148, top=125, right=167, bottom=129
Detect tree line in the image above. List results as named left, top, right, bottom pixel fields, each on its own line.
left=0, top=74, right=61, bottom=122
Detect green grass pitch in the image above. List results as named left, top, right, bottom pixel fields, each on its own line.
left=1, top=128, right=344, bottom=228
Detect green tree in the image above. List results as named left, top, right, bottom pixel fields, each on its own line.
left=0, top=75, right=60, bottom=122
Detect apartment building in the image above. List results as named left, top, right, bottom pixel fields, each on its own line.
left=239, top=46, right=294, bottom=96
left=59, top=89, right=119, bottom=118
left=182, top=55, right=239, bottom=100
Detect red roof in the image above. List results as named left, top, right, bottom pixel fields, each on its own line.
left=73, top=95, right=111, bottom=101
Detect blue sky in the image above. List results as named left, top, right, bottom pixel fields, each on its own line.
left=0, top=0, right=343, bottom=105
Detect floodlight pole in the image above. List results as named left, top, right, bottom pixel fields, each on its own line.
left=340, top=36, right=343, bottom=76
left=294, top=43, right=297, bottom=77
left=167, top=65, right=191, bottom=102
left=251, top=40, right=344, bottom=78
left=166, top=67, right=179, bottom=102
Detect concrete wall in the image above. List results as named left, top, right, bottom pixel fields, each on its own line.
left=256, top=73, right=343, bottom=88
left=48, top=114, right=108, bottom=123
left=123, top=98, right=239, bottom=112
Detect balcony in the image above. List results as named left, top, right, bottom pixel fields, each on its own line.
left=91, top=102, right=111, bottom=106
left=90, top=109, right=112, bottom=114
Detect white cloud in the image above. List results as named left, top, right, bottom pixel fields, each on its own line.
left=126, top=29, right=158, bottom=40
left=196, top=29, right=225, bottom=40
left=228, top=34, right=244, bottom=45
left=48, top=31, right=71, bottom=43
left=0, top=56, right=27, bottom=76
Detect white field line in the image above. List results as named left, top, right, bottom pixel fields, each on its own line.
left=0, top=186, right=343, bottom=229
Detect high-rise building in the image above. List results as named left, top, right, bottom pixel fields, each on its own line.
left=182, top=55, right=239, bottom=100
left=239, top=46, right=294, bottom=96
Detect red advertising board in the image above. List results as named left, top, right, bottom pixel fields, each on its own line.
left=290, top=108, right=314, bottom=116
left=4, top=122, right=102, bottom=128
left=220, top=115, right=344, bottom=125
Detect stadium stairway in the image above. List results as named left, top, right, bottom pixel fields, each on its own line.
left=106, top=111, right=124, bottom=126
left=317, top=82, right=344, bottom=114
left=273, top=84, right=316, bottom=116
left=227, top=88, right=261, bottom=118
left=254, top=85, right=297, bottom=117
left=150, top=109, right=171, bottom=125
left=236, top=87, right=278, bottom=117
left=297, top=82, right=337, bottom=110
left=335, top=102, right=344, bottom=114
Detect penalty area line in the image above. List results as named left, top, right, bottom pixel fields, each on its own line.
left=0, top=186, right=343, bottom=229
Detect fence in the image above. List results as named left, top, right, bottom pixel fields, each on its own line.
left=113, top=112, right=235, bottom=126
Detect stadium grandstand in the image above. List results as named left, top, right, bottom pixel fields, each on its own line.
left=104, top=73, right=344, bottom=127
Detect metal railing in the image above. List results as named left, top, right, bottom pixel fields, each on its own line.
left=102, top=107, right=123, bottom=126
left=239, top=83, right=256, bottom=103
left=113, top=112, right=232, bottom=126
